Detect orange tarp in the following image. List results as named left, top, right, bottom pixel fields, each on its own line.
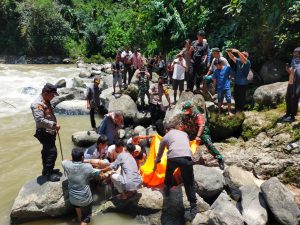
left=140, top=134, right=198, bottom=186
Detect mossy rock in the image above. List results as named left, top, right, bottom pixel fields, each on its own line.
left=280, top=166, right=300, bottom=188
left=123, top=84, right=139, bottom=102
left=241, top=110, right=279, bottom=140
left=208, top=112, right=245, bottom=141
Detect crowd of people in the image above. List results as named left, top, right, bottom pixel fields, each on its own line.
left=30, top=29, right=300, bottom=224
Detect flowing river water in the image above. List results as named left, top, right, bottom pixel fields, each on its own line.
left=0, top=64, right=138, bottom=225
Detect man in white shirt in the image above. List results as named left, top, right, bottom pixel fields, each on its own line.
left=171, top=53, right=186, bottom=104
left=121, top=46, right=133, bottom=86
left=106, top=139, right=125, bottom=162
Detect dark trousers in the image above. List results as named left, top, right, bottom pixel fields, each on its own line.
left=165, top=157, right=197, bottom=204
left=150, top=103, right=163, bottom=124
left=124, top=64, right=133, bottom=85
left=234, top=84, right=247, bottom=112
left=286, top=84, right=299, bottom=118
left=90, top=105, right=108, bottom=129
left=34, top=129, right=57, bottom=175
left=188, top=63, right=205, bottom=91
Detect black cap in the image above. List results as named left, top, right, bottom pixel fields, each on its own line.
left=197, top=30, right=206, bottom=36
left=42, top=83, right=58, bottom=95
left=211, top=47, right=220, bottom=52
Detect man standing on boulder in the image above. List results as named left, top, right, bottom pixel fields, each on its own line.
left=31, top=83, right=61, bottom=182
left=180, top=101, right=224, bottom=170
left=87, top=76, right=108, bottom=131
left=280, top=47, right=300, bottom=123
left=226, top=48, right=251, bottom=112
left=153, top=124, right=198, bottom=220
left=121, top=46, right=133, bottom=86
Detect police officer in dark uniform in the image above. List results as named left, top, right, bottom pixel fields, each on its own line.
left=31, top=83, right=61, bottom=182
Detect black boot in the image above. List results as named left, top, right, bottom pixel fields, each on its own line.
left=47, top=173, right=60, bottom=182
left=218, top=158, right=225, bottom=170
left=190, top=202, right=198, bottom=220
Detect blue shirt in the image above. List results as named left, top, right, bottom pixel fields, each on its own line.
left=213, top=66, right=231, bottom=90
left=97, top=116, right=119, bottom=145
left=235, top=58, right=251, bottom=85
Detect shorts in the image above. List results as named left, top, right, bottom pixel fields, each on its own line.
left=173, top=79, right=184, bottom=91
left=217, top=89, right=231, bottom=103
left=113, top=74, right=122, bottom=86
left=73, top=204, right=92, bottom=223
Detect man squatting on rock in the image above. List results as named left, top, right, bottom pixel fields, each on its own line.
left=62, top=148, right=105, bottom=225
left=153, top=124, right=198, bottom=220
left=31, top=83, right=61, bottom=182
left=180, top=101, right=225, bottom=170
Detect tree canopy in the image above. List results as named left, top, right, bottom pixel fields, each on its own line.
left=0, top=0, right=299, bottom=69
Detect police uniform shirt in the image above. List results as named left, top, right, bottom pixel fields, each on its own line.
left=31, top=95, right=57, bottom=134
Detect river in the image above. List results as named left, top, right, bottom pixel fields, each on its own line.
left=0, top=64, right=138, bottom=225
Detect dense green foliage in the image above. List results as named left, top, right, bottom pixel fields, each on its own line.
left=0, top=0, right=299, bottom=68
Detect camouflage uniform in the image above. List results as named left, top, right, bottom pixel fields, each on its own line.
left=181, top=108, right=223, bottom=159
left=138, top=73, right=150, bottom=107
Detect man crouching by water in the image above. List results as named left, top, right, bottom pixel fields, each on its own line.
left=62, top=148, right=105, bottom=225
left=102, top=143, right=142, bottom=200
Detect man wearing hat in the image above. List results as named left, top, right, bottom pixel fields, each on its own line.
left=227, top=48, right=251, bottom=112
left=180, top=101, right=224, bottom=170
left=87, top=76, right=107, bottom=130
left=31, top=83, right=61, bottom=182
left=280, top=47, right=300, bottom=123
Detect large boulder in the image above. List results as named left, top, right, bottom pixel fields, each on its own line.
left=242, top=110, right=280, bottom=140
left=240, top=184, right=268, bottom=225
left=123, top=84, right=139, bottom=102
left=259, top=60, right=286, bottom=84
left=10, top=177, right=71, bottom=223
left=72, top=77, right=87, bottom=88
left=72, top=131, right=99, bottom=147
left=261, top=177, right=300, bottom=225
left=51, top=88, right=86, bottom=107
left=55, top=100, right=88, bottom=115
left=223, top=165, right=256, bottom=200
left=208, top=191, right=244, bottom=225
left=55, top=79, right=66, bottom=88
left=193, top=165, right=225, bottom=198
left=164, top=92, right=205, bottom=128
left=101, top=63, right=112, bottom=74
left=107, top=94, right=138, bottom=122
left=253, top=82, right=287, bottom=107
left=79, top=70, right=91, bottom=78
left=94, top=185, right=209, bottom=222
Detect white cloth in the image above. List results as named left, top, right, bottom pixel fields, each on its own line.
left=172, top=58, right=186, bottom=80
left=209, top=56, right=229, bottom=72
left=106, top=145, right=123, bottom=162
left=111, top=173, right=125, bottom=193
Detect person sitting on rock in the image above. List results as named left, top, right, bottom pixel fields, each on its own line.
left=149, top=76, right=171, bottom=124
left=102, top=143, right=142, bottom=200
left=280, top=47, right=300, bottom=123
left=135, top=66, right=151, bottom=110
left=83, top=135, right=110, bottom=169
left=153, top=124, right=198, bottom=220
left=106, top=139, right=125, bottom=163
left=212, top=58, right=233, bottom=116
left=180, top=101, right=225, bottom=170
left=62, top=148, right=105, bottom=225
left=97, top=111, right=124, bottom=145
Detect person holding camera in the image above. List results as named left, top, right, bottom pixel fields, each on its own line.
left=226, top=48, right=251, bottom=112
left=187, top=30, right=209, bottom=93
left=121, top=46, right=133, bottom=86
left=111, top=55, right=124, bottom=95
left=171, top=53, right=186, bottom=104
left=280, top=47, right=300, bottom=123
